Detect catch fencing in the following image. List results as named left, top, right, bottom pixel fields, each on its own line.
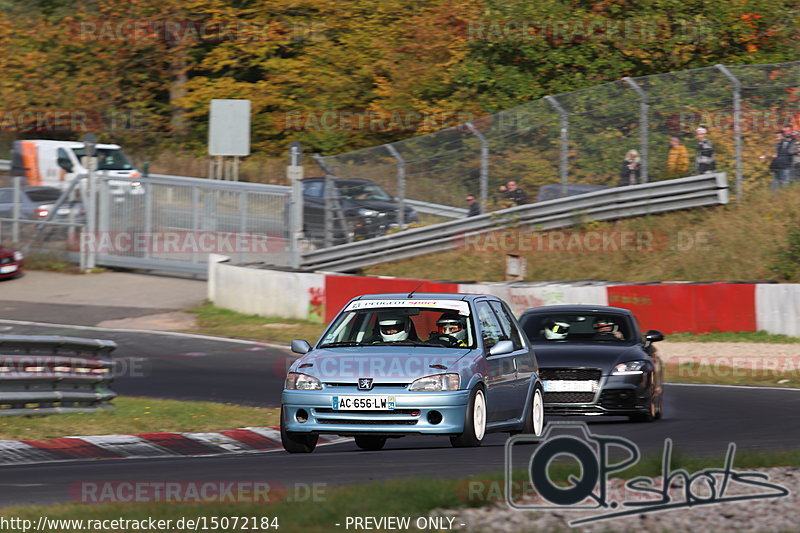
left=315, top=62, right=799, bottom=210
left=0, top=336, right=117, bottom=416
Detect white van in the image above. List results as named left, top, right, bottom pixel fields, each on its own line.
left=11, top=140, right=144, bottom=197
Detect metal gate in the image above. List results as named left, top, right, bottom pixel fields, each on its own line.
left=94, top=175, right=292, bottom=274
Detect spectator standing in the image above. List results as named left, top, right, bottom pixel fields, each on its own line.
left=695, top=127, right=716, bottom=174
left=770, top=126, right=798, bottom=190
left=465, top=195, right=480, bottom=217
left=619, top=149, right=641, bottom=186
left=499, top=180, right=529, bottom=205
left=666, top=136, right=690, bottom=179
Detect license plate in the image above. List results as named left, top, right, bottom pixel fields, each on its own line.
left=0, top=265, right=17, bottom=274
left=56, top=208, right=70, bottom=215
left=543, top=380, right=595, bottom=393
left=332, top=396, right=395, bottom=411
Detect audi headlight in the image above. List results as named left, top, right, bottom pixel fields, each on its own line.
left=13, top=251, right=23, bottom=262
left=357, top=208, right=380, bottom=217
left=612, top=361, right=646, bottom=375
left=408, top=373, right=460, bottom=391
left=285, top=372, right=322, bottom=390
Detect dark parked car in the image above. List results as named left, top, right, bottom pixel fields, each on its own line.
left=299, top=178, right=418, bottom=244
left=518, top=305, right=664, bottom=422
left=0, top=187, right=84, bottom=222
left=536, top=184, right=610, bottom=202
left=0, top=246, right=23, bottom=280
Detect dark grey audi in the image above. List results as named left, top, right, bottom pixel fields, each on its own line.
left=518, top=305, right=664, bottom=422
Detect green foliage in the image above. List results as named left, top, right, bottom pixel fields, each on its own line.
left=769, top=222, right=800, bottom=281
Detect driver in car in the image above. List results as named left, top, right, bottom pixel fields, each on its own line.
left=594, top=319, right=623, bottom=340
left=428, top=313, right=468, bottom=347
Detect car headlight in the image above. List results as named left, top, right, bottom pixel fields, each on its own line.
left=13, top=251, right=23, bottom=262
left=357, top=208, right=380, bottom=217
left=285, top=372, right=322, bottom=390
left=408, top=373, right=460, bottom=391
left=612, top=361, right=647, bottom=375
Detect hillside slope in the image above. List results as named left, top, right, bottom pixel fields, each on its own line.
left=365, top=186, right=800, bottom=283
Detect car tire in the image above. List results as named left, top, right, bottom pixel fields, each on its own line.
left=451, top=387, right=486, bottom=448
left=629, top=394, right=657, bottom=423
left=513, top=386, right=545, bottom=436
left=354, top=435, right=387, bottom=451
left=280, top=406, right=318, bottom=453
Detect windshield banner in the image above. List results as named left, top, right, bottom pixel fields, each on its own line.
left=344, top=299, right=470, bottom=316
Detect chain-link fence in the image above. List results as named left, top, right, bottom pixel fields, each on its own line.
left=315, top=61, right=800, bottom=213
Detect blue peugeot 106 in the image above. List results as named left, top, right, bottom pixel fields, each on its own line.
left=281, top=293, right=544, bottom=453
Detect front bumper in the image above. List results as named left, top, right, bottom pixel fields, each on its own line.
left=282, top=388, right=470, bottom=436
left=543, top=374, right=652, bottom=417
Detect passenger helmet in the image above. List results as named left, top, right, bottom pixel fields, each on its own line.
left=544, top=320, right=570, bottom=340
left=378, top=316, right=410, bottom=342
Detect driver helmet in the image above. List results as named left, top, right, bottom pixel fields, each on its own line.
left=544, top=320, right=570, bottom=340
left=436, top=313, right=467, bottom=342
left=378, top=315, right=410, bottom=342
left=594, top=319, right=619, bottom=335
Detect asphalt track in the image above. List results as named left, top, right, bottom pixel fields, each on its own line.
left=1, top=320, right=800, bottom=507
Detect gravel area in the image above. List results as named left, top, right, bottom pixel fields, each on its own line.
left=434, top=466, right=799, bottom=533
left=658, top=341, right=800, bottom=363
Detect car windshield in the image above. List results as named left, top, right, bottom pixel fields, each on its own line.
left=336, top=182, right=393, bottom=201
left=522, top=313, right=634, bottom=343
left=73, top=147, right=134, bottom=170
left=319, top=300, right=475, bottom=349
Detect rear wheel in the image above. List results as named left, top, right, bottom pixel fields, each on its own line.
left=280, top=406, right=318, bottom=453
left=354, top=435, right=387, bottom=451
left=451, top=387, right=486, bottom=448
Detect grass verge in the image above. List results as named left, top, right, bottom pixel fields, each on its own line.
left=3, top=447, right=799, bottom=532
left=185, top=302, right=327, bottom=345
left=665, top=331, right=800, bottom=343
left=665, top=362, right=800, bottom=388
left=0, top=397, right=279, bottom=441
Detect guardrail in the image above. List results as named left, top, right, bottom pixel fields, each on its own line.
left=0, top=335, right=117, bottom=416
left=300, top=172, right=730, bottom=272
left=0, top=159, right=10, bottom=172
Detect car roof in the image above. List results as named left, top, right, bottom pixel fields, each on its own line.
left=354, top=292, right=496, bottom=302
left=519, top=304, right=633, bottom=316
left=303, top=177, right=372, bottom=185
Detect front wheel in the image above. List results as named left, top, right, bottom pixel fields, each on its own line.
left=280, top=406, right=318, bottom=453
left=515, top=386, right=545, bottom=436
left=451, top=387, right=486, bottom=448
left=629, top=393, right=658, bottom=423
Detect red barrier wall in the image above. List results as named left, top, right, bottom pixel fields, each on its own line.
left=324, top=275, right=459, bottom=322
left=607, top=283, right=756, bottom=334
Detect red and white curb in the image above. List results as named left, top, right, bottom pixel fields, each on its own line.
left=0, top=427, right=350, bottom=466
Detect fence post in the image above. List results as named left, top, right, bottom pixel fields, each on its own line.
left=313, top=155, right=335, bottom=248
left=287, top=143, right=304, bottom=269
left=11, top=176, right=21, bottom=245
left=385, top=144, right=406, bottom=227
left=622, top=77, right=649, bottom=183
left=465, top=122, right=488, bottom=214
left=715, top=64, right=744, bottom=201
left=545, top=96, right=569, bottom=196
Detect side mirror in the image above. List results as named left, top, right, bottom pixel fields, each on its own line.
left=291, top=339, right=311, bottom=354
left=644, top=330, right=665, bottom=343
left=57, top=157, right=73, bottom=172
left=488, top=339, right=514, bottom=356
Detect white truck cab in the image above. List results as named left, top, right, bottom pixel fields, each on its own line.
left=11, top=140, right=144, bottom=197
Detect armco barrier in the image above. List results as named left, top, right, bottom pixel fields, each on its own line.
left=0, top=335, right=117, bottom=416
left=300, top=173, right=730, bottom=272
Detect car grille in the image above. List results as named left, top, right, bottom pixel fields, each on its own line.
left=314, top=408, right=418, bottom=415
left=544, top=392, right=596, bottom=404
left=0, top=257, right=12, bottom=265
left=539, top=368, right=602, bottom=381
left=324, top=383, right=409, bottom=388
left=316, top=418, right=418, bottom=426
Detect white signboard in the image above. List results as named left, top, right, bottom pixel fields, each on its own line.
left=208, top=99, right=251, bottom=156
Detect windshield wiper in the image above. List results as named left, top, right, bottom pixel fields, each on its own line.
left=318, top=341, right=363, bottom=348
